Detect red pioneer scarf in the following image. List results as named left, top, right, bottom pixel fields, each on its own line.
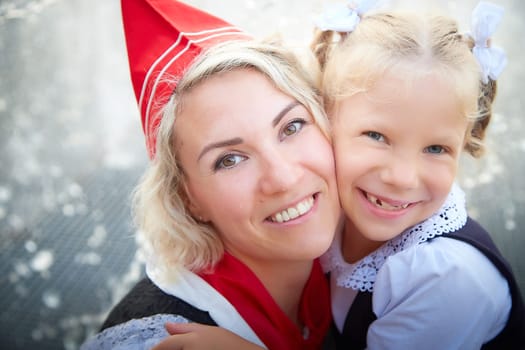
left=199, top=253, right=332, bottom=350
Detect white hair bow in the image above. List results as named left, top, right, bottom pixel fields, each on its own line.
left=470, top=1, right=507, bottom=83
left=314, top=0, right=382, bottom=32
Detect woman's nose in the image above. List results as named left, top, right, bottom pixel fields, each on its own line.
left=258, top=149, right=303, bottom=195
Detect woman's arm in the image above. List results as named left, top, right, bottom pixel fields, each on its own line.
left=80, top=314, right=191, bottom=350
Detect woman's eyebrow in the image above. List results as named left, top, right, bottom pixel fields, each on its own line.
left=197, top=101, right=301, bottom=161
left=272, top=101, right=301, bottom=127
left=198, top=137, right=243, bottom=161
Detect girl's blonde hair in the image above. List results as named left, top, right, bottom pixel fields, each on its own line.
left=133, top=39, right=329, bottom=275
left=311, top=11, right=498, bottom=157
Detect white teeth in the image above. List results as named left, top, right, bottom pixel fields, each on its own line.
left=366, top=193, right=409, bottom=211
left=288, top=207, right=299, bottom=219
left=297, top=201, right=308, bottom=215
left=271, top=197, right=314, bottom=223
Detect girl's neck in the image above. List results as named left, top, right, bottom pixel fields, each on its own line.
left=341, top=220, right=384, bottom=263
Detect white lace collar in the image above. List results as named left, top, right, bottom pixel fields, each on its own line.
left=321, top=183, right=468, bottom=292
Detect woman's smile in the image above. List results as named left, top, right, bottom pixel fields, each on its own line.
left=268, top=194, right=317, bottom=223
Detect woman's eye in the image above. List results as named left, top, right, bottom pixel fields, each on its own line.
left=214, top=154, right=246, bottom=170
left=425, top=145, right=445, bottom=154
left=282, top=119, right=305, bottom=138
left=365, top=131, right=385, bottom=142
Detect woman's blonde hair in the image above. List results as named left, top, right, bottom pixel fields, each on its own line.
left=133, top=39, right=329, bottom=275
left=311, top=11, right=498, bottom=157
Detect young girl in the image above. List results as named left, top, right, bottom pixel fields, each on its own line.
left=311, top=0, right=524, bottom=348
left=155, top=1, right=524, bottom=349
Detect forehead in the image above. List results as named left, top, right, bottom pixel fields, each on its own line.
left=178, top=68, right=290, bottom=121
left=335, top=71, right=467, bottom=131
left=341, top=69, right=459, bottom=107
left=173, top=69, right=293, bottom=148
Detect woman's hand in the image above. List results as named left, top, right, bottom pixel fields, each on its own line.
left=151, top=322, right=265, bottom=350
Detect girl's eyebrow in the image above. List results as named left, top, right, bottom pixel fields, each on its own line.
left=272, top=101, right=301, bottom=127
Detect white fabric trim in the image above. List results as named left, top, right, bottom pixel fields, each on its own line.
left=321, top=182, right=468, bottom=292
left=139, top=26, right=251, bottom=152
left=138, top=26, right=244, bottom=110
left=469, top=1, right=507, bottom=83
left=314, top=0, right=382, bottom=32
left=146, top=265, right=267, bottom=349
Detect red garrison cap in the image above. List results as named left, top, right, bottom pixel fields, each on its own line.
left=121, top=0, right=251, bottom=158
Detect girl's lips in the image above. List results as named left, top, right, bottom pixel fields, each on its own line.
left=359, top=189, right=417, bottom=217
left=364, top=191, right=411, bottom=211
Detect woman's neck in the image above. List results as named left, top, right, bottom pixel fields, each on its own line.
left=246, top=259, right=313, bottom=326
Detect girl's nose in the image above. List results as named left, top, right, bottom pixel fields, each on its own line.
left=380, top=155, right=420, bottom=190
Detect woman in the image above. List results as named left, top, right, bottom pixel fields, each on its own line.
left=80, top=0, right=342, bottom=349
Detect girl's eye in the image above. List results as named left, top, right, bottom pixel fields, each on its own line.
left=214, top=154, right=246, bottom=170
left=281, top=119, right=306, bottom=138
left=425, top=145, right=445, bottom=154
left=365, top=131, right=385, bottom=142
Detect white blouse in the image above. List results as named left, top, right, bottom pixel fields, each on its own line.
left=322, top=183, right=512, bottom=350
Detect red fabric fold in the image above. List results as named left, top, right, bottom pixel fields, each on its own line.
left=120, top=0, right=250, bottom=158
left=200, top=253, right=332, bottom=350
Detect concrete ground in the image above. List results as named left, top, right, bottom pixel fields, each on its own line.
left=1, top=0, right=523, bottom=349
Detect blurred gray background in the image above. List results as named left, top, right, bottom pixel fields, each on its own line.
left=0, top=0, right=523, bottom=349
